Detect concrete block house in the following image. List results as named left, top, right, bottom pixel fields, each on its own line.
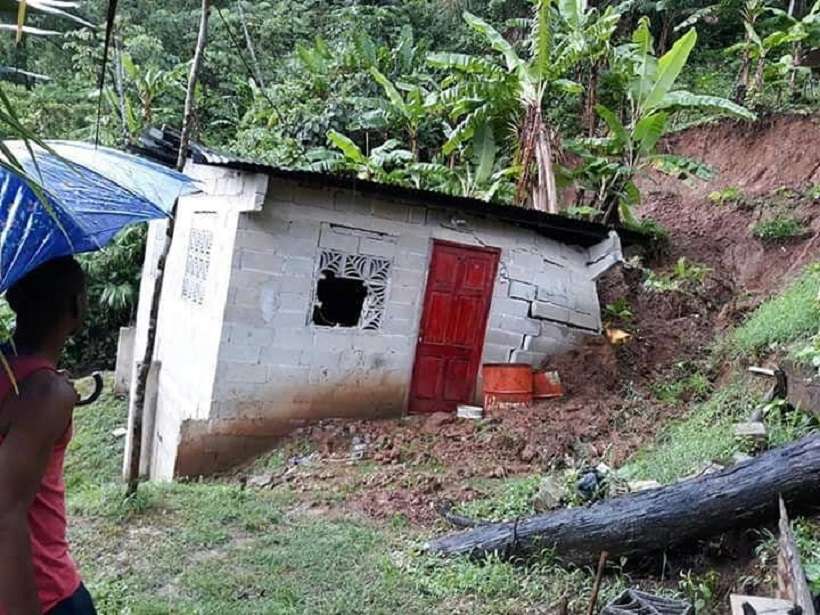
left=122, top=139, right=629, bottom=480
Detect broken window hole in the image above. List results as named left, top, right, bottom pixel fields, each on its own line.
left=312, top=250, right=391, bottom=330
left=312, top=270, right=369, bottom=328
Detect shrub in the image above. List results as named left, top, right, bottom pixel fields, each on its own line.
left=625, top=217, right=670, bottom=245
left=652, top=371, right=713, bottom=405
left=752, top=216, right=807, bottom=242
left=709, top=186, right=746, bottom=206
left=604, top=298, right=634, bottom=323
left=63, top=226, right=146, bottom=372
left=644, top=258, right=711, bottom=293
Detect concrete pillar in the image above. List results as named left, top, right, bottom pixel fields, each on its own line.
left=122, top=360, right=162, bottom=481
left=114, top=326, right=136, bottom=395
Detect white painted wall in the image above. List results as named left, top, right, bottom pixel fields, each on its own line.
left=126, top=164, right=268, bottom=479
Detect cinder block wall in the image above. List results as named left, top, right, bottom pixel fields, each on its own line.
left=128, top=165, right=269, bottom=479
left=208, top=177, right=604, bottom=430
left=136, top=165, right=615, bottom=478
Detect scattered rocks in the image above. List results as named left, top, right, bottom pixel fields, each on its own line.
left=533, top=475, right=568, bottom=512
left=519, top=445, right=538, bottom=463
left=373, top=446, right=401, bottom=464
left=247, top=473, right=274, bottom=489
left=577, top=470, right=604, bottom=500
left=488, top=466, right=508, bottom=479
left=350, top=442, right=369, bottom=461
left=734, top=421, right=768, bottom=439
left=628, top=480, right=661, bottom=493
left=732, top=452, right=754, bottom=464
left=111, top=427, right=128, bottom=438
left=457, top=405, right=483, bottom=420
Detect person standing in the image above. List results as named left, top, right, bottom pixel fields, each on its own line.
left=0, top=257, right=96, bottom=615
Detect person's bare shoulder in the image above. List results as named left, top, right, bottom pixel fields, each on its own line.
left=10, top=370, right=76, bottom=439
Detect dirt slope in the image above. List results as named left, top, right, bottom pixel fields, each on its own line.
left=639, top=113, right=820, bottom=294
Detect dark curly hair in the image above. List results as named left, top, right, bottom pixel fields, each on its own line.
left=7, top=257, right=87, bottom=335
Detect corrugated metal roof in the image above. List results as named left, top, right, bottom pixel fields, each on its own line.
left=132, top=127, right=646, bottom=248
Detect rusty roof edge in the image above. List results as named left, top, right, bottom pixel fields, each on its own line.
left=189, top=152, right=647, bottom=249
left=129, top=127, right=647, bottom=248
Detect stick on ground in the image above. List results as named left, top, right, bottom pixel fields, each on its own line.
left=587, top=551, right=609, bottom=615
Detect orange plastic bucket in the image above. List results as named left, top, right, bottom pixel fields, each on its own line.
left=483, top=363, right=533, bottom=409
left=533, top=370, right=564, bottom=399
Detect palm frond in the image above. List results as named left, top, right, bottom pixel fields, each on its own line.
left=532, top=0, right=552, bottom=79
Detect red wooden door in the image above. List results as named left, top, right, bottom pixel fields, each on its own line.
left=409, top=241, right=500, bottom=414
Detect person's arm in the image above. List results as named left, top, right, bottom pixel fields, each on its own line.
left=0, top=372, right=75, bottom=615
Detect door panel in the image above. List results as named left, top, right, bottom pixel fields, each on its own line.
left=425, top=292, right=454, bottom=344
left=409, top=241, right=500, bottom=414
left=413, top=355, right=442, bottom=401
left=443, top=359, right=470, bottom=402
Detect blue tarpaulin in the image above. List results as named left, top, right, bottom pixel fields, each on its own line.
left=0, top=141, right=197, bottom=293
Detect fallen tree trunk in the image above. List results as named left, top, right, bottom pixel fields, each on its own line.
left=427, top=434, right=820, bottom=564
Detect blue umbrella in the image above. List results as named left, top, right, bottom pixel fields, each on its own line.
left=0, top=141, right=197, bottom=293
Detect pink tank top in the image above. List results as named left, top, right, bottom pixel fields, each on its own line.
left=0, top=357, right=81, bottom=614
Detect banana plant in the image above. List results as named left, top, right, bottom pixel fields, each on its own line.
left=106, top=53, right=185, bottom=139
left=409, top=123, right=517, bottom=202
left=428, top=0, right=626, bottom=214
left=732, top=0, right=820, bottom=99
left=308, top=129, right=413, bottom=184
left=569, top=18, right=755, bottom=225
left=365, top=67, right=436, bottom=160
left=0, top=0, right=94, bottom=185
left=0, top=0, right=93, bottom=42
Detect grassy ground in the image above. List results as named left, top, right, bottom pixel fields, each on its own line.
left=67, top=385, right=636, bottom=614
left=721, top=264, right=820, bottom=360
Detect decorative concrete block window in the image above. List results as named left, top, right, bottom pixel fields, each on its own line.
left=181, top=228, right=213, bottom=305
left=312, top=250, right=390, bottom=330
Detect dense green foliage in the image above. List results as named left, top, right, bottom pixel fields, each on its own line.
left=752, top=214, right=808, bottom=240
left=4, top=1, right=816, bottom=205
left=65, top=226, right=146, bottom=371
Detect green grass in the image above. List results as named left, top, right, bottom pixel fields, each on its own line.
left=723, top=264, right=820, bottom=359
left=457, top=476, right=542, bottom=521
left=68, top=382, right=640, bottom=614
left=625, top=264, right=820, bottom=485
left=403, top=552, right=635, bottom=614
left=66, top=385, right=445, bottom=614
left=795, top=520, right=820, bottom=594
left=752, top=216, right=807, bottom=242
left=650, top=368, right=712, bottom=406
left=621, top=381, right=757, bottom=484
left=65, top=375, right=127, bottom=492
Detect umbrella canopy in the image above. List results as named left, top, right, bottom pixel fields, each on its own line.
left=0, top=141, right=197, bottom=293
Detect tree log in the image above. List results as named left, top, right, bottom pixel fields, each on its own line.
left=427, top=434, right=820, bottom=564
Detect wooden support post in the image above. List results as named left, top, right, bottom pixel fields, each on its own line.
left=777, top=497, right=817, bottom=615
left=587, top=551, right=608, bottom=615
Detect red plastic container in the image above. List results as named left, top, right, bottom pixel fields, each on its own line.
left=482, top=363, right=533, bottom=410
left=533, top=370, right=564, bottom=399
